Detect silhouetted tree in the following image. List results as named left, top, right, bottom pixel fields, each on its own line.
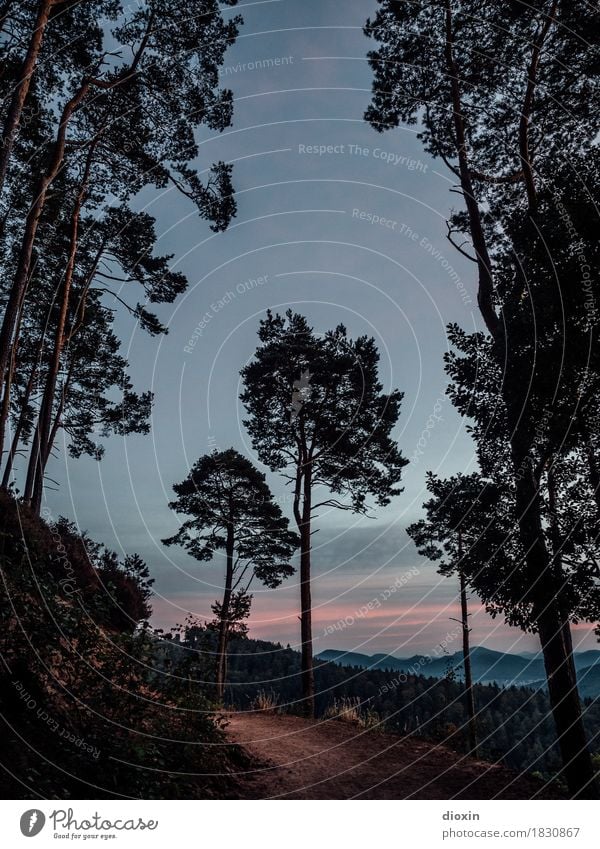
left=408, top=472, right=504, bottom=756
left=0, top=0, right=241, bottom=492
left=240, top=310, right=407, bottom=716
left=163, top=448, right=298, bottom=699
left=18, top=203, right=185, bottom=511
left=365, top=0, right=600, bottom=797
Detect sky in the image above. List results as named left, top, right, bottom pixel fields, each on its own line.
left=37, top=0, right=598, bottom=657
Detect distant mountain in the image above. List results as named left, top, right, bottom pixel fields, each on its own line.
left=526, top=664, right=600, bottom=700
left=316, top=647, right=600, bottom=694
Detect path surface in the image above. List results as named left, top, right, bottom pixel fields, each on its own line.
left=225, top=711, right=564, bottom=800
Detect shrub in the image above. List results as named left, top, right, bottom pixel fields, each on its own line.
left=0, top=492, right=242, bottom=799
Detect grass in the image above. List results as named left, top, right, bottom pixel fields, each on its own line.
left=323, top=697, right=382, bottom=730
left=251, top=689, right=281, bottom=713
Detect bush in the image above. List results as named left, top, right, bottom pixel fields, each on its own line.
left=0, top=492, right=243, bottom=799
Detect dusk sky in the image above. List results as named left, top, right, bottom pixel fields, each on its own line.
left=37, top=0, right=597, bottom=656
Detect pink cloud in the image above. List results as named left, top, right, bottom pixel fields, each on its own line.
left=150, top=592, right=599, bottom=655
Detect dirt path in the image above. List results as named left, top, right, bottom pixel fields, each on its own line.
left=224, top=712, right=564, bottom=800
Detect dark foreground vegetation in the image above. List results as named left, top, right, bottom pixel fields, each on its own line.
left=0, top=492, right=245, bottom=799
left=1, top=491, right=597, bottom=799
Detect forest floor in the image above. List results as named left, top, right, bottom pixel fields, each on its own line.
left=224, top=711, right=565, bottom=800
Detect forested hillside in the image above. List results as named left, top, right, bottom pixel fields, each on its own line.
left=162, top=627, right=600, bottom=785
left=317, top=647, right=600, bottom=695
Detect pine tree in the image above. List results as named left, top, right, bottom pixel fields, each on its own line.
left=163, top=448, right=298, bottom=699
left=408, top=472, right=504, bottom=756
left=365, top=0, right=600, bottom=797
left=240, top=310, right=407, bottom=716
left=0, top=1, right=242, bottom=508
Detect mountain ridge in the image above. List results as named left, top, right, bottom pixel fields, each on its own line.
left=316, top=646, right=600, bottom=694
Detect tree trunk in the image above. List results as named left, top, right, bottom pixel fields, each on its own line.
left=299, top=462, right=314, bottom=717
left=23, top=415, right=40, bottom=503
left=0, top=348, right=38, bottom=487
left=0, top=16, right=151, bottom=455
left=1, top=364, right=35, bottom=487
left=29, top=360, right=72, bottom=512
left=15, top=243, right=105, bottom=494
left=0, top=261, right=32, bottom=462
left=518, top=0, right=559, bottom=210
left=512, top=452, right=597, bottom=798
left=0, top=318, right=18, bottom=467
left=443, top=0, right=499, bottom=339
left=0, top=361, right=13, bottom=472
left=0, top=0, right=55, bottom=196
left=25, top=141, right=95, bottom=513
left=1, top=303, right=47, bottom=487
left=215, top=522, right=234, bottom=700
left=458, top=566, right=478, bottom=757
left=442, top=0, right=595, bottom=796
left=0, top=76, right=90, bottom=403
left=536, top=605, right=595, bottom=797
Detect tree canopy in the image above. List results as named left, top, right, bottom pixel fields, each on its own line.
left=365, top=0, right=600, bottom=797
left=163, top=448, right=298, bottom=696
left=241, top=309, right=407, bottom=715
